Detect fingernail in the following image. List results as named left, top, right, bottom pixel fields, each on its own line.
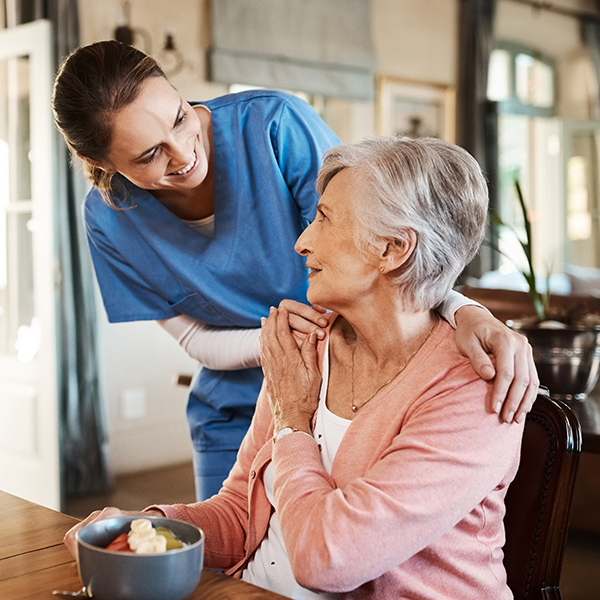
left=269, top=306, right=275, bottom=314
left=319, top=318, right=328, bottom=326
left=309, top=332, right=317, bottom=343
left=515, top=412, right=526, bottom=424
left=505, top=411, right=514, bottom=423
left=261, top=317, right=266, bottom=325
left=493, top=402, right=501, bottom=414
left=317, top=329, right=325, bottom=339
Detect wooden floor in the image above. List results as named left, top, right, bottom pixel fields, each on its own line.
left=64, top=461, right=600, bottom=599
left=65, top=461, right=198, bottom=517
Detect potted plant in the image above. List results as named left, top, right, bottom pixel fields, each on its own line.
left=492, top=181, right=600, bottom=401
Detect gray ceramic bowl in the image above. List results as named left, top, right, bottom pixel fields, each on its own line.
left=76, top=516, right=204, bottom=600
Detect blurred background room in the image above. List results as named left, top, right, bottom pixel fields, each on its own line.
left=1, top=1, right=600, bottom=598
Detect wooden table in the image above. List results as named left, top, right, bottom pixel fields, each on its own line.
left=0, top=490, right=288, bottom=599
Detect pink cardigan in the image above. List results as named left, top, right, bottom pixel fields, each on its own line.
left=156, top=316, right=524, bottom=599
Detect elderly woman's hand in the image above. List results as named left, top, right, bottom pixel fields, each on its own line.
left=63, top=506, right=164, bottom=559
left=454, top=305, right=539, bottom=424
left=278, top=299, right=328, bottom=348
left=260, top=306, right=322, bottom=434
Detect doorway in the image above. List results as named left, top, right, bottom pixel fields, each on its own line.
left=0, top=19, right=59, bottom=509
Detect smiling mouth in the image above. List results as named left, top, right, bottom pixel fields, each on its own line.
left=169, top=150, right=197, bottom=176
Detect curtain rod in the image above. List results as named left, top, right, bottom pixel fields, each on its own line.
left=505, top=0, right=600, bottom=23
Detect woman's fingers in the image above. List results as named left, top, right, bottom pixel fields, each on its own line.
left=453, top=305, right=539, bottom=423
left=276, top=307, right=303, bottom=353
left=301, top=331, right=320, bottom=375
left=260, top=308, right=282, bottom=359
left=498, top=341, right=540, bottom=424
left=279, top=299, right=327, bottom=320
left=63, top=506, right=126, bottom=559
left=486, top=330, right=539, bottom=422
left=279, top=299, right=327, bottom=340
left=260, top=306, right=321, bottom=430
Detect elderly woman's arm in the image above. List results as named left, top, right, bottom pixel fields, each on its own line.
left=271, top=375, right=524, bottom=593
left=150, top=395, right=274, bottom=570
left=439, top=290, right=539, bottom=424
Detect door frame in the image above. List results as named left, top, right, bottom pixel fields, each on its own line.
left=0, top=19, right=60, bottom=509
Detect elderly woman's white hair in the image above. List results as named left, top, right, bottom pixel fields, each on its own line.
left=316, top=136, right=488, bottom=311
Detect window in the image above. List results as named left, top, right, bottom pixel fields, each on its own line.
left=563, top=122, right=600, bottom=268
left=486, top=43, right=561, bottom=290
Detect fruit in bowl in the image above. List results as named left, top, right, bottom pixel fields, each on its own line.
left=76, top=516, right=204, bottom=600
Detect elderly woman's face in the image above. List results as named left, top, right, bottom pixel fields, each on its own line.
left=101, top=77, right=209, bottom=192
left=295, top=168, right=380, bottom=310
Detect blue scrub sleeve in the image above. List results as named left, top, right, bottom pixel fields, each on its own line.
left=272, top=96, right=341, bottom=223
left=84, top=200, right=177, bottom=322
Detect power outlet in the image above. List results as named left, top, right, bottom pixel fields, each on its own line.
left=121, top=387, right=147, bottom=420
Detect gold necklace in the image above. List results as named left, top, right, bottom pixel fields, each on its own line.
left=350, top=317, right=439, bottom=413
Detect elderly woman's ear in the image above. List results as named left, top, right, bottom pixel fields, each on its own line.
left=378, top=229, right=417, bottom=274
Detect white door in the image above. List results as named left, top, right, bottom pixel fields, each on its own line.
left=0, top=20, right=59, bottom=509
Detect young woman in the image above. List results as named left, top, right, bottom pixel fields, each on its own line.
left=52, top=41, right=538, bottom=500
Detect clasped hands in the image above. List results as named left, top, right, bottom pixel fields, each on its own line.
left=260, top=302, right=323, bottom=435
left=261, top=300, right=540, bottom=426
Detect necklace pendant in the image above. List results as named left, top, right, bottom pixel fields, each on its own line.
left=351, top=404, right=358, bottom=413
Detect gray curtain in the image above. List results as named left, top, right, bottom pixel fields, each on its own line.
left=14, top=0, right=112, bottom=500
left=456, top=0, right=497, bottom=278
left=209, top=0, right=375, bottom=100
left=582, top=3, right=600, bottom=117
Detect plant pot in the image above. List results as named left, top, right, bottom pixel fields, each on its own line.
left=507, top=320, right=600, bottom=402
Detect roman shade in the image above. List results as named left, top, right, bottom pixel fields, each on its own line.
left=208, top=0, right=375, bottom=100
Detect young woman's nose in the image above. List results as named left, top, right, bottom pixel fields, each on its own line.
left=168, top=140, right=193, bottom=169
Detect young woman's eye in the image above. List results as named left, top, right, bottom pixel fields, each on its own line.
left=175, top=110, right=188, bottom=127
left=141, top=148, right=159, bottom=165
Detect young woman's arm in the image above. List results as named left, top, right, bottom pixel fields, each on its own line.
left=158, top=301, right=329, bottom=371
left=438, top=290, right=539, bottom=423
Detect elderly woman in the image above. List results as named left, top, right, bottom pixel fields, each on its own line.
left=65, top=136, right=524, bottom=599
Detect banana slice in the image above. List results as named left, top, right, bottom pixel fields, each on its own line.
left=136, top=534, right=168, bottom=554
left=128, top=528, right=157, bottom=551
left=129, top=518, right=154, bottom=534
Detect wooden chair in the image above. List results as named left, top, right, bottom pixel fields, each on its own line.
left=503, top=393, right=582, bottom=600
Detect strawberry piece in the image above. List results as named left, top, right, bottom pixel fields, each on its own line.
left=105, top=532, right=134, bottom=552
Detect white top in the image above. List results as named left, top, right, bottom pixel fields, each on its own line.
left=242, top=338, right=346, bottom=599
left=182, top=213, right=215, bottom=238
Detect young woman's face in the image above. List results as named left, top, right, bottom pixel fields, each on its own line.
left=102, top=76, right=209, bottom=192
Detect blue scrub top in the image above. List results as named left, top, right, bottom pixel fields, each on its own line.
left=83, top=90, right=341, bottom=452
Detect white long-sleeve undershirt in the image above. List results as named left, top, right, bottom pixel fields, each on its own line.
left=158, top=315, right=262, bottom=370
left=157, top=290, right=486, bottom=371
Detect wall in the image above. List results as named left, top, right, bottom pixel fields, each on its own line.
left=76, top=0, right=599, bottom=474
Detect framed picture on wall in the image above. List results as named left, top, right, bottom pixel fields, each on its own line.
left=376, top=76, right=456, bottom=142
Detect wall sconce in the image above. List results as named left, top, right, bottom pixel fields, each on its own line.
left=158, top=32, right=185, bottom=77
left=114, top=1, right=185, bottom=77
